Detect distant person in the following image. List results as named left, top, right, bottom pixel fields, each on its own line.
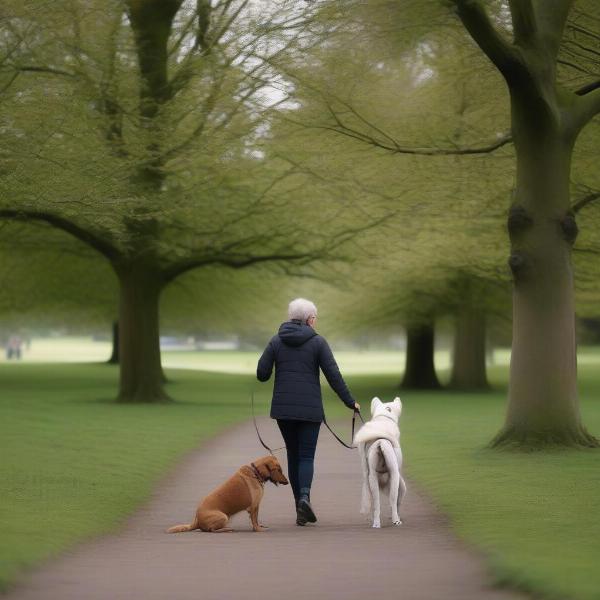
left=256, top=298, right=359, bottom=526
left=6, top=335, right=22, bottom=360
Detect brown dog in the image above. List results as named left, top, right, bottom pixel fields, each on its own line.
left=167, top=455, right=288, bottom=533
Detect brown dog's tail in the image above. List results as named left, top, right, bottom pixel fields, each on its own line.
left=166, top=521, right=198, bottom=534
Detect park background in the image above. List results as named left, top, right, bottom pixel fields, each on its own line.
left=1, top=1, right=600, bottom=599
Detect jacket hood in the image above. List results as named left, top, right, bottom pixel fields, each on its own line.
left=278, top=320, right=317, bottom=347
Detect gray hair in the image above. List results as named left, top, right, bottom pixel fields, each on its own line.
left=288, top=298, right=317, bottom=322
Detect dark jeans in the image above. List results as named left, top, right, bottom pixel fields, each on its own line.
left=276, top=419, right=321, bottom=504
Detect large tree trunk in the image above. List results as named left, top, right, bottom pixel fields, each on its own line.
left=492, top=130, right=596, bottom=447
left=107, top=321, right=119, bottom=364
left=115, top=262, right=170, bottom=403
left=444, top=0, right=599, bottom=447
left=401, top=320, right=440, bottom=389
left=450, top=307, right=488, bottom=390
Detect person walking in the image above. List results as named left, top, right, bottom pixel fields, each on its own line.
left=256, top=298, right=360, bottom=526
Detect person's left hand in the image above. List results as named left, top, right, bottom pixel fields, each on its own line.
left=354, top=402, right=361, bottom=411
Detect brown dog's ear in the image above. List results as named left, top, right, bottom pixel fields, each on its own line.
left=272, top=467, right=289, bottom=485
left=254, top=458, right=271, bottom=482
left=265, top=457, right=289, bottom=485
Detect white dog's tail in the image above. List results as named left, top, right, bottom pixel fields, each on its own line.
left=361, top=439, right=399, bottom=516
left=378, top=439, right=398, bottom=475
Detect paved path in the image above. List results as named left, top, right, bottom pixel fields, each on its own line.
left=6, top=419, right=525, bottom=600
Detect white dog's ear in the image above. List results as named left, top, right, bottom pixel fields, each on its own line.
left=370, top=397, right=381, bottom=415
left=393, top=397, right=402, bottom=415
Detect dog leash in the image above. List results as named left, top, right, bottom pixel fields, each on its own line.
left=252, top=391, right=365, bottom=452
left=323, top=408, right=365, bottom=450
left=251, top=392, right=285, bottom=455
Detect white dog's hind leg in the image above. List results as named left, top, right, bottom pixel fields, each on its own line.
left=380, top=440, right=401, bottom=525
left=361, top=481, right=371, bottom=516
left=368, top=444, right=381, bottom=528
left=398, top=475, right=407, bottom=516
left=388, top=472, right=401, bottom=525
left=394, top=447, right=406, bottom=523
left=369, top=470, right=381, bottom=528
left=359, top=443, right=371, bottom=516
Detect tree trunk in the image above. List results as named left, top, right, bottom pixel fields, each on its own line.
left=452, top=0, right=599, bottom=448
left=492, top=131, right=597, bottom=447
left=450, top=307, right=488, bottom=390
left=107, top=321, right=119, bottom=364
left=115, top=262, right=170, bottom=403
left=401, top=320, right=440, bottom=389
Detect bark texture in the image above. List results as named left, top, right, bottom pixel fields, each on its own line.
left=112, top=0, right=179, bottom=402
left=450, top=308, right=488, bottom=390
left=401, top=320, right=441, bottom=389
left=455, top=0, right=600, bottom=447
left=116, top=263, right=170, bottom=403
left=493, top=135, right=595, bottom=447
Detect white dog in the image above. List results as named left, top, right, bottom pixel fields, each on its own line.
left=354, top=397, right=406, bottom=528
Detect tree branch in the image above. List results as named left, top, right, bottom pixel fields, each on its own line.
left=280, top=63, right=516, bottom=157
left=161, top=251, right=321, bottom=284
left=534, top=0, right=575, bottom=59
left=453, top=0, right=521, bottom=77
left=287, top=105, right=513, bottom=156
left=196, top=0, right=212, bottom=51
left=508, top=0, right=536, bottom=46
left=0, top=209, right=121, bottom=261
left=575, top=79, right=600, bottom=96
left=125, top=0, right=183, bottom=116
left=571, top=80, right=600, bottom=133
left=162, top=207, right=395, bottom=286
left=15, top=65, right=76, bottom=78
left=572, top=192, right=600, bottom=214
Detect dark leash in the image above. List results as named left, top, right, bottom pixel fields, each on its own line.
left=251, top=392, right=285, bottom=455
left=252, top=391, right=365, bottom=452
left=323, top=408, right=365, bottom=450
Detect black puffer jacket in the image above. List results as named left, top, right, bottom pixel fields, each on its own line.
left=256, top=320, right=355, bottom=422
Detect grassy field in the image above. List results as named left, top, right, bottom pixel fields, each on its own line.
left=0, top=363, right=257, bottom=592
left=1, top=354, right=600, bottom=599
left=0, top=335, right=458, bottom=373
left=400, top=365, right=600, bottom=600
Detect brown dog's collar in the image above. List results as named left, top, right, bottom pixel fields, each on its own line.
left=250, top=462, right=266, bottom=485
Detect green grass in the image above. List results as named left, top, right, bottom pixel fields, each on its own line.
left=2, top=357, right=600, bottom=599
left=329, top=364, right=600, bottom=600
left=0, top=363, right=263, bottom=592
left=3, top=336, right=457, bottom=375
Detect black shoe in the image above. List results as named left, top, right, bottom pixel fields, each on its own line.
left=294, top=498, right=306, bottom=526
left=297, top=496, right=317, bottom=523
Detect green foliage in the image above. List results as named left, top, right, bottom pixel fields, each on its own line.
left=0, top=0, right=375, bottom=266
left=268, top=0, right=600, bottom=334
left=264, top=0, right=516, bottom=333
left=0, top=0, right=393, bottom=339
left=0, top=0, right=598, bottom=339
left=0, top=223, right=116, bottom=330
